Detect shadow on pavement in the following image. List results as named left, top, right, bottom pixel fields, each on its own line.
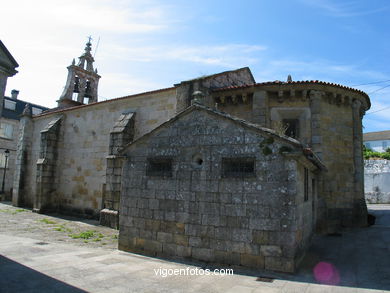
left=0, top=255, right=87, bottom=293
left=153, top=206, right=390, bottom=291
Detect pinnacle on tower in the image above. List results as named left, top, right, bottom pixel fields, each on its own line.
left=57, top=38, right=101, bottom=108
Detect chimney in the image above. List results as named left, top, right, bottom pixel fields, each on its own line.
left=11, top=89, right=19, bottom=99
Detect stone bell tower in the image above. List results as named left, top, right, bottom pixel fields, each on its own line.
left=57, top=38, right=101, bottom=108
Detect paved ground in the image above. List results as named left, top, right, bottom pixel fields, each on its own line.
left=0, top=202, right=389, bottom=293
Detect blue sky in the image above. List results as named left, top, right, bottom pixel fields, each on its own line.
left=1, top=0, right=390, bottom=132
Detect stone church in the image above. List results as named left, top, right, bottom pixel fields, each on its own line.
left=12, top=41, right=370, bottom=272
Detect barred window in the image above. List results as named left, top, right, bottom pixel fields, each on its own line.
left=222, top=157, right=255, bottom=178
left=0, top=123, right=13, bottom=139
left=4, top=100, right=16, bottom=111
left=283, top=119, right=299, bottom=139
left=147, top=157, right=172, bottom=177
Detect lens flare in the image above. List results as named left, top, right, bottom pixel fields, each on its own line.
left=313, top=261, right=340, bottom=285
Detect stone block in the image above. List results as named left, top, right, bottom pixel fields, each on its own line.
left=252, top=230, right=269, bottom=245
left=240, top=254, right=264, bottom=269
left=139, top=229, right=154, bottom=239
left=214, top=250, right=240, bottom=265
left=173, top=234, right=189, bottom=246
left=265, top=256, right=295, bottom=273
left=249, top=218, right=280, bottom=231
left=192, top=247, right=214, bottom=262
left=176, top=245, right=192, bottom=258
left=221, top=204, right=246, bottom=217
left=226, top=216, right=249, bottom=228
left=142, top=219, right=159, bottom=232
left=188, top=236, right=202, bottom=247
left=246, top=205, right=269, bottom=218
left=214, top=227, right=231, bottom=240
left=161, top=221, right=185, bottom=234
left=175, top=212, right=190, bottom=222
left=231, top=228, right=251, bottom=242
left=157, top=232, right=173, bottom=243
left=162, top=243, right=177, bottom=256
left=260, top=245, right=282, bottom=257
left=149, top=199, right=159, bottom=210
left=201, top=214, right=226, bottom=226
left=209, top=239, right=228, bottom=251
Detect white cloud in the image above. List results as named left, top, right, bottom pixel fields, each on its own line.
left=103, top=43, right=266, bottom=68
left=2, top=0, right=173, bottom=35
left=299, top=0, right=390, bottom=17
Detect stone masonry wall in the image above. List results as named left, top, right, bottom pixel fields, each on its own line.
left=119, top=109, right=314, bottom=272
left=0, top=117, right=20, bottom=199
left=319, top=99, right=357, bottom=229
left=364, top=159, right=390, bottom=203
left=19, top=89, right=176, bottom=217
left=34, top=116, right=62, bottom=212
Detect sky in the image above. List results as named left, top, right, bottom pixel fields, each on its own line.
left=1, top=0, right=390, bottom=132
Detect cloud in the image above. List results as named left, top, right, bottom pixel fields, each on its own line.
left=259, top=58, right=388, bottom=85
left=299, top=0, right=390, bottom=17
left=103, top=43, right=267, bottom=68
left=1, top=0, right=174, bottom=36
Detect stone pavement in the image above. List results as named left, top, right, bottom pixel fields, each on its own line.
left=0, top=203, right=389, bottom=293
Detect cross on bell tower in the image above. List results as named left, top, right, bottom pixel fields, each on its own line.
left=58, top=37, right=101, bottom=108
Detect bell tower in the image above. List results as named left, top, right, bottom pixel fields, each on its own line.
left=58, top=37, right=101, bottom=108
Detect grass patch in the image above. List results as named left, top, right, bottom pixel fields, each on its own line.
left=54, top=224, right=72, bottom=233
left=39, top=218, right=57, bottom=224
left=0, top=208, right=27, bottom=215
left=69, top=230, right=96, bottom=239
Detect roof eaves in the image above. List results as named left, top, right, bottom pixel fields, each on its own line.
left=120, top=103, right=303, bottom=154
left=33, top=86, right=176, bottom=118
left=0, top=40, right=19, bottom=68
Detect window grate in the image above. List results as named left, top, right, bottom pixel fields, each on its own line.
left=147, top=158, right=173, bottom=177
left=283, top=119, right=299, bottom=139
left=222, top=157, right=255, bottom=178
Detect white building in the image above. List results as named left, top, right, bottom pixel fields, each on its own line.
left=363, top=130, right=390, bottom=152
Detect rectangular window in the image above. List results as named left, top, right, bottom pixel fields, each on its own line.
left=4, top=99, right=16, bottom=111
left=0, top=123, right=13, bottom=139
left=283, top=119, right=299, bottom=139
left=32, top=107, right=43, bottom=115
left=147, top=157, right=173, bottom=177
left=382, top=141, right=388, bottom=151
left=222, top=157, right=255, bottom=178
left=304, top=168, right=309, bottom=201
left=0, top=153, right=6, bottom=168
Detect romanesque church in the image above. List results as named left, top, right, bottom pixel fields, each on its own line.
left=12, top=41, right=370, bottom=272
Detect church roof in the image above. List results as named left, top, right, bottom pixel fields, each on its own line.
left=175, top=67, right=255, bottom=85
left=2, top=96, right=49, bottom=121
left=213, top=79, right=370, bottom=107
left=214, top=80, right=369, bottom=95
left=120, top=102, right=325, bottom=170
left=363, top=130, right=390, bottom=142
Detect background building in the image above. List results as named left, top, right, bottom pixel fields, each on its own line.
left=0, top=90, right=48, bottom=200
left=0, top=40, right=19, bottom=118
left=363, top=130, right=390, bottom=152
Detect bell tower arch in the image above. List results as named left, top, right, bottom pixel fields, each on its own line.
left=57, top=38, right=101, bottom=108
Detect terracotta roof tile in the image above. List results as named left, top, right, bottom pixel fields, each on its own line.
left=213, top=80, right=369, bottom=98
